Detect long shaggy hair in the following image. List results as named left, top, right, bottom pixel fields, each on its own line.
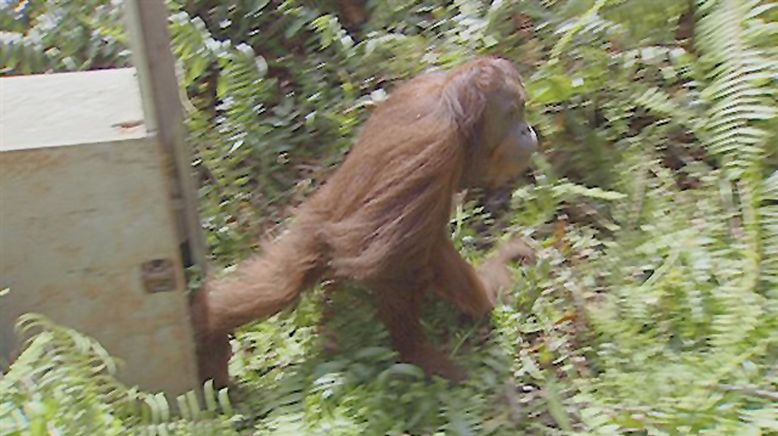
left=195, top=57, right=533, bottom=384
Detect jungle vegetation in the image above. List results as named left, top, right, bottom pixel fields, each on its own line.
left=1, top=0, right=776, bottom=434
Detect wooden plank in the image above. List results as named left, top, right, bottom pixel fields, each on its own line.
left=1, top=63, right=198, bottom=390
left=0, top=69, right=146, bottom=151
left=124, top=0, right=206, bottom=273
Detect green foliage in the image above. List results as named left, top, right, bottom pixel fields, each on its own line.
left=0, top=314, right=235, bottom=435
left=696, top=0, right=776, bottom=177
left=0, top=0, right=130, bottom=74
left=2, top=0, right=777, bottom=434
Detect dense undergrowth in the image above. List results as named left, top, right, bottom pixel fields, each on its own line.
left=1, top=0, right=777, bottom=434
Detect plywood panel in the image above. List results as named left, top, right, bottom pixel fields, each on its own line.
left=0, top=69, right=198, bottom=395
left=1, top=68, right=146, bottom=151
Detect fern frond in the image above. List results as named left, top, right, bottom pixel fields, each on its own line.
left=633, top=86, right=697, bottom=129
left=0, top=314, right=234, bottom=435
left=695, top=0, right=778, bottom=177
left=761, top=170, right=778, bottom=291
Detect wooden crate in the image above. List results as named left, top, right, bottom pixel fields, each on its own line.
left=0, top=68, right=199, bottom=395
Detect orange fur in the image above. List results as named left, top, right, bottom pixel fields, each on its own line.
left=193, top=57, right=537, bottom=385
